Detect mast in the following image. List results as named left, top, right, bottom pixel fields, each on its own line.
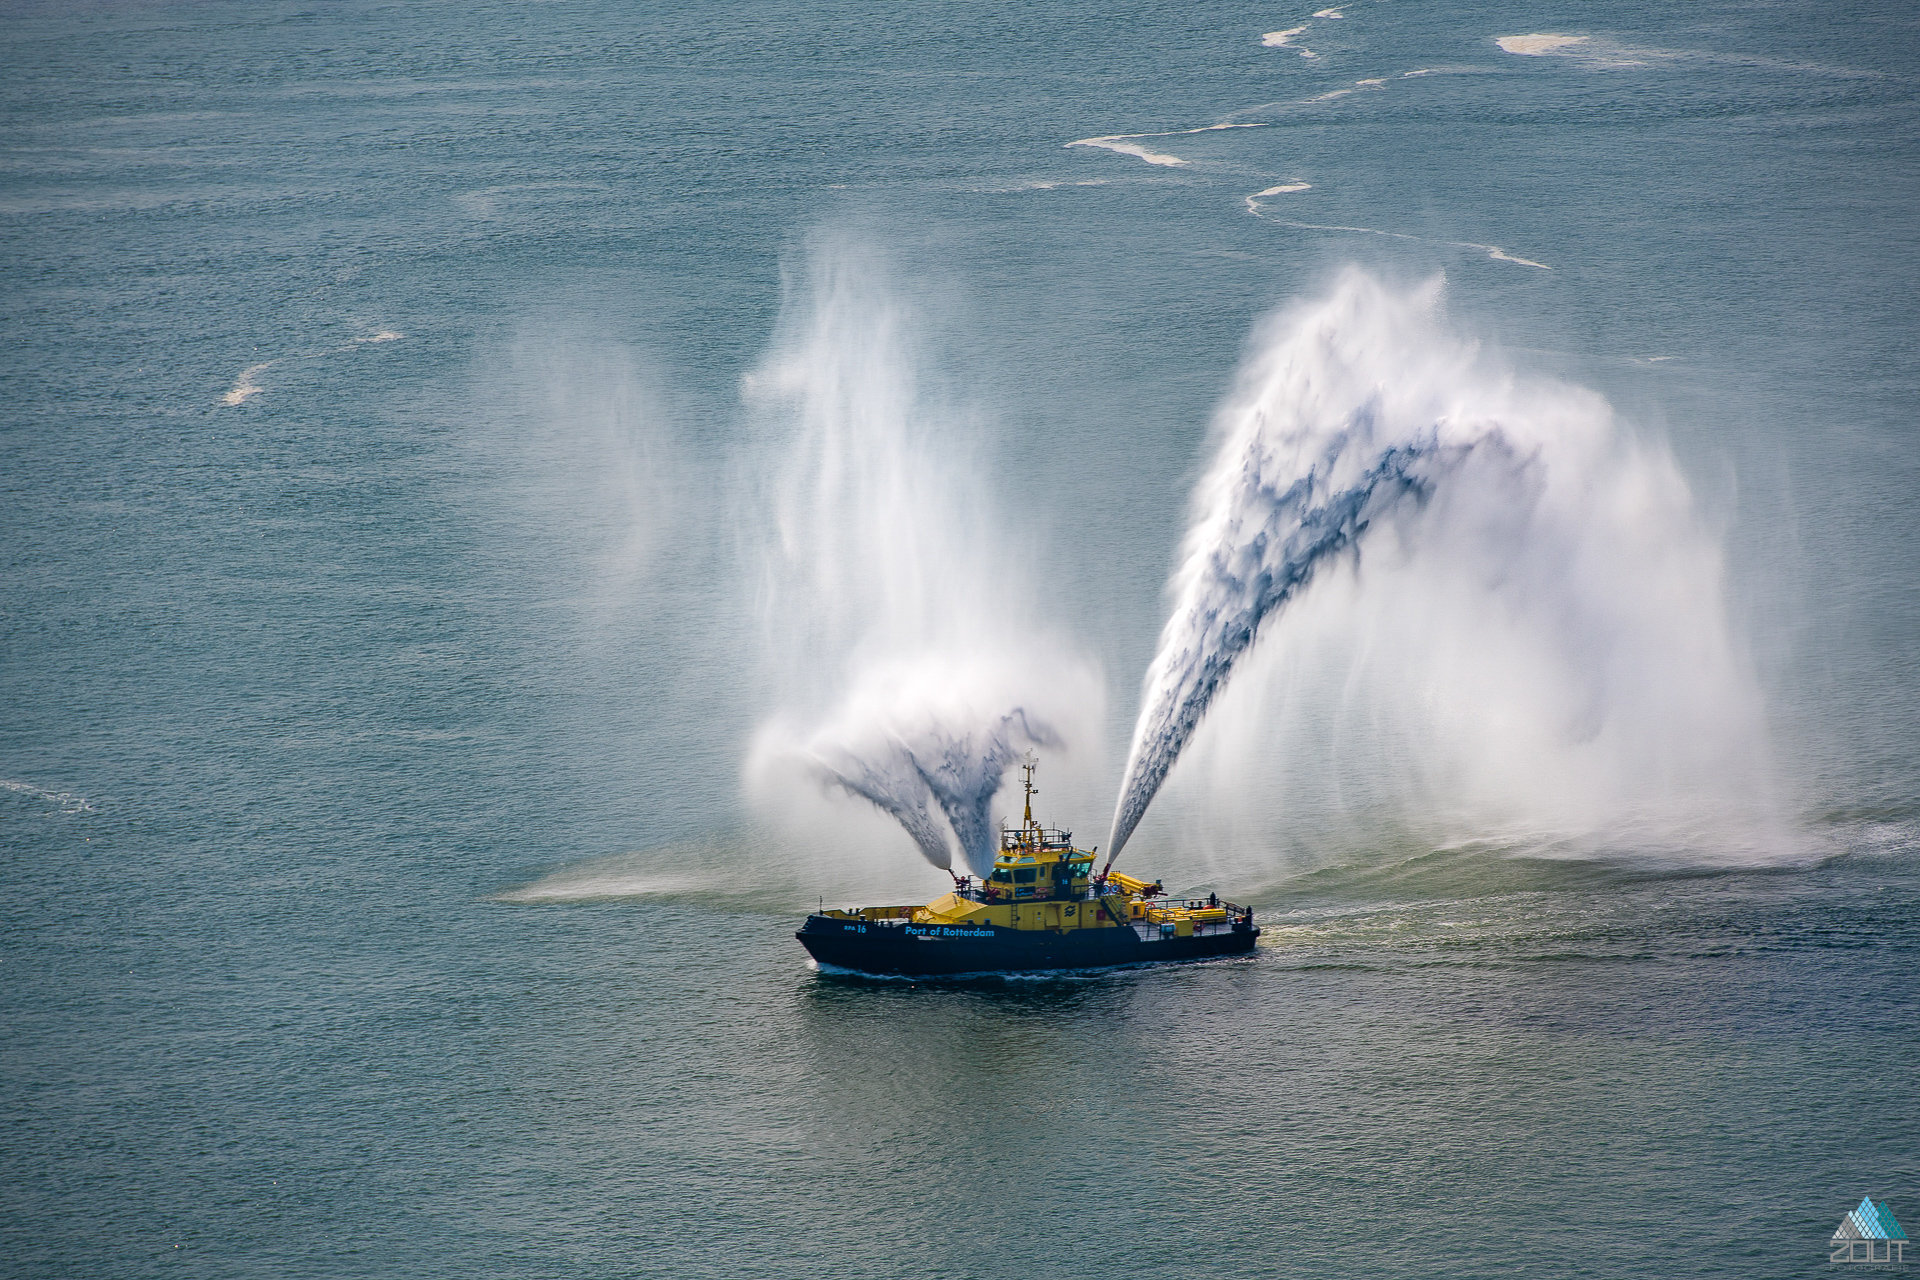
left=1020, top=753, right=1038, bottom=834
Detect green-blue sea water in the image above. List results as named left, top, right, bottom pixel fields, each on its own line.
left=3, top=1, right=1917, bottom=1276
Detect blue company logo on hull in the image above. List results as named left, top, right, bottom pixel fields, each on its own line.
left=1831, top=1196, right=1908, bottom=1265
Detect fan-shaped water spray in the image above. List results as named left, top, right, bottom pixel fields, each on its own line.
left=794, top=659, right=1068, bottom=874
left=742, top=236, right=1102, bottom=878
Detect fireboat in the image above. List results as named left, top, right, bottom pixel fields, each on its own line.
left=795, top=758, right=1259, bottom=977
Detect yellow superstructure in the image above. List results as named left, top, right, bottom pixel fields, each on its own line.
left=811, top=757, right=1242, bottom=936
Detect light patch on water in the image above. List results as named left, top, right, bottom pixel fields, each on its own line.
left=1312, top=7, right=1344, bottom=17
left=1497, top=34, right=1589, bottom=56
left=496, top=870, right=715, bottom=903
left=353, top=330, right=402, bottom=343
left=451, top=181, right=606, bottom=220
left=1261, top=26, right=1308, bottom=48
left=1496, top=33, right=1661, bottom=68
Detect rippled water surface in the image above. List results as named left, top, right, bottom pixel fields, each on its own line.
left=4, top=0, right=1917, bottom=1276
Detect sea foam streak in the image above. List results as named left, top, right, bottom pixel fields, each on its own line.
left=1066, top=123, right=1267, bottom=168
left=1248, top=208, right=1550, bottom=270
left=1245, top=183, right=1311, bottom=213
left=223, top=361, right=274, bottom=405
left=222, top=331, right=401, bottom=405
left=1108, top=271, right=1779, bottom=865
left=743, top=236, right=1101, bottom=878
left=1067, top=138, right=1188, bottom=167
left=2, top=779, right=94, bottom=814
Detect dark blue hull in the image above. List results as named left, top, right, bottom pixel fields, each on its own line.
left=795, top=914, right=1259, bottom=977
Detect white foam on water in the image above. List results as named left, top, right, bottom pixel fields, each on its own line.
left=1486, top=247, right=1550, bottom=269
left=1402, top=68, right=1436, bottom=76
left=1067, top=137, right=1188, bottom=166
left=1066, top=122, right=1267, bottom=168
left=972, top=178, right=1111, bottom=193
left=222, top=361, right=274, bottom=406
left=1496, top=33, right=1588, bottom=56
left=1306, top=79, right=1388, bottom=104
left=221, top=332, right=400, bottom=405
left=1312, top=7, right=1344, bottom=17
left=1494, top=33, right=1655, bottom=68
left=1261, top=26, right=1308, bottom=47
left=2, top=779, right=94, bottom=814
left=1245, top=182, right=1311, bottom=213
left=1249, top=211, right=1552, bottom=270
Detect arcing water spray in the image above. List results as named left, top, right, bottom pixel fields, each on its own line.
left=1110, top=270, right=1777, bottom=864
